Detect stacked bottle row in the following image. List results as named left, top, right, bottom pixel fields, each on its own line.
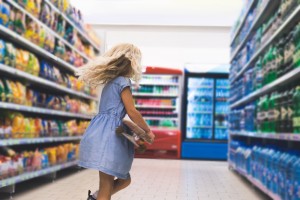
left=135, top=99, right=176, bottom=107
left=0, top=78, right=97, bottom=114
left=230, top=84, right=300, bottom=133
left=231, top=0, right=269, bottom=52
left=230, top=140, right=300, bottom=200
left=0, top=112, right=89, bottom=139
left=145, top=119, right=177, bottom=128
left=230, top=0, right=299, bottom=84
left=139, top=75, right=178, bottom=84
left=230, top=21, right=300, bottom=104
left=0, top=39, right=97, bottom=96
left=0, top=143, right=79, bottom=180
left=132, top=85, right=178, bottom=95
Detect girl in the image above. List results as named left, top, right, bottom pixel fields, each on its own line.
left=77, top=43, right=155, bottom=200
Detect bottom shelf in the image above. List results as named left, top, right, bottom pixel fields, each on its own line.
left=0, top=160, right=78, bottom=188
left=228, top=161, right=281, bottom=200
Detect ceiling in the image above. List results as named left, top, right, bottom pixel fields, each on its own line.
left=70, top=0, right=243, bottom=27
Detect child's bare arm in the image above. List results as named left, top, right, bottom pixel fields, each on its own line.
left=121, top=87, right=155, bottom=140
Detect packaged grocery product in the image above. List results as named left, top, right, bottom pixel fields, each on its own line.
left=2, top=79, right=13, bottom=102
left=74, top=52, right=84, bottom=67
left=45, top=148, right=56, bottom=165
left=66, top=50, right=75, bottom=64
left=3, top=114, right=12, bottom=139
left=0, top=40, right=5, bottom=64
left=1, top=3, right=10, bottom=27
left=44, top=32, right=55, bottom=53
left=40, top=3, right=51, bottom=26
left=66, top=120, right=77, bottom=136
left=0, top=114, right=4, bottom=139
left=54, top=40, right=66, bottom=59
left=27, top=53, right=40, bottom=76
left=5, top=43, right=16, bottom=67
left=15, top=82, right=26, bottom=104
left=14, top=10, right=25, bottom=35
left=38, top=27, right=46, bottom=48
left=53, top=67, right=63, bottom=84
left=8, top=7, right=15, bottom=31
left=16, top=49, right=29, bottom=71
left=25, top=19, right=38, bottom=44
left=31, top=149, right=42, bottom=170
left=11, top=112, right=25, bottom=138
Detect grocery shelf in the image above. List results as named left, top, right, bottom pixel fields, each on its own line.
left=0, top=136, right=83, bottom=146
left=0, top=25, right=76, bottom=72
left=188, top=126, right=212, bottom=129
left=144, top=116, right=178, bottom=121
left=230, top=0, right=276, bottom=61
left=228, top=161, right=281, bottom=200
left=230, top=0, right=257, bottom=45
left=0, top=64, right=98, bottom=101
left=132, top=93, right=178, bottom=97
left=230, top=67, right=300, bottom=108
left=6, top=0, right=91, bottom=62
left=44, top=0, right=100, bottom=52
left=216, top=126, right=227, bottom=129
left=230, top=131, right=300, bottom=142
left=216, top=86, right=230, bottom=89
left=0, top=160, right=78, bottom=188
left=136, top=105, right=176, bottom=109
left=231, top=5, right=300, bottom=83
left=149, top=126, right=178, bottom=131
left=135, top=82, right=179, bottom=86
left=0, top=102, right=94, bottom=119
left=189, top=111, right=212, bottom=114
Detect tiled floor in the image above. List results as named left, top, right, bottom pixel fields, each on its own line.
left=1, top=159, right=268, bottom=200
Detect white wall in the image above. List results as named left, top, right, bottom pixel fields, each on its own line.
left=93, top=25, right=231, bottom=72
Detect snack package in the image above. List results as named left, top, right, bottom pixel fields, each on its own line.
left=16, top=49, right=29, bottom=71
left=24, top=19, right=36, bottom=43
left=40, top=2, right=51, bottom=26
left=45, top=148, right=56, bottom=165
left=27, top=53, right=40, bottom=76
left=0, top=80, right=5, bottom=102
left=31, top=149, right=42, bottom=170
left=26, top=0, right=36, bottom=16
left=38, top=27, right=46, bottom=48
left=25, top=89, right=33, bottom=106
left=14, top=10, right=25, bottom=35
left=54, top=40, right=65, bottom=59
left=23, top=118, right=31, bottom=138
left=5, top=43, right=16, bottom=67
left=8, top=7, right=15, bottom=31
left=41, top=119, right=48, bottom=137
left=2, top=79, right=13, bottom=102
left=0, top=114, right=5, bottom=139
left=44, top=32, right=55, bottom=53
left=15, top=82, right=26, bottom=104
left=3, top=113, right=12, bottom=138
left=56, top=15, right=65, bottom=36
left=11, top=112, right=25, bottom=138
left=1, top=3, right=10, bottom=27
left=0, top=40, right=6, bottom=64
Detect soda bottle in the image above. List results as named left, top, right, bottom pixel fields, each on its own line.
left=287, top=88, right=294, bottom=133
left=280, top=90, right=289, bottom=133
left=293, top=23, right=300, bottom=68
left=277, top=39, right=285, bottom=77
left=255, top=57, right=263, bottom=89
left=274, top=92, right=281, bottom=133
left=293, top=86, right=300, bottom=133
left=262, top=50, right=269, bottom=86
left=262, top=95, right=270, bottom=133
left=268, top=92, right=277, bottom=133
left=270, top=47, right=277, bottom=83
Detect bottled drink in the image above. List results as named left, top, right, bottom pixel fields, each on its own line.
left=255, top=58, right=263, bottom=89
left=287, top=88, right=294, bottom=133
left=293, top=86, right=300, bottom=133
left=268, top=92, right=276, bottom=133
left=275, top=92, right=281, bottom=133
left=280, top=90, right=289, bottom=133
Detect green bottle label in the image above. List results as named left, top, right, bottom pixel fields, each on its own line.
left=281, top=107, right=287, bottom=120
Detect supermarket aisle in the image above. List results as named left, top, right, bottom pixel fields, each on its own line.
left=5, top=159, right=267, bottom=200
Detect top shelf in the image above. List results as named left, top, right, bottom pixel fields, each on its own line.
left=230, top=0, right=257, bottom=45
left=230, top=0, right=277, bottom=62
left=6, top=0, right=91, bottom=62
left=44, top=0, right=100, bottom=52
left=230, top=4, right=300, bottom=83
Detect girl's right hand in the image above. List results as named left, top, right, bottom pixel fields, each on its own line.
left=147, top=131, right=155, bottom=144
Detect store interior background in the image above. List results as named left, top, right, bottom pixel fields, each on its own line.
left=71, top=0, right=241, bottom=72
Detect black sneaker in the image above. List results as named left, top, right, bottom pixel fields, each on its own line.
left=87, top=190, right=96, bottom=200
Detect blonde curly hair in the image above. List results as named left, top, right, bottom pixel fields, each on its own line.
left=76, top=43, right=142, bottom=87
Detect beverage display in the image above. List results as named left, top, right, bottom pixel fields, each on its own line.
left=186, top=78, right=214, bottom=139
left=229, top=140, right=300, bottom=200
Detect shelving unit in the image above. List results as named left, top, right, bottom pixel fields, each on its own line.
left=0, top=160, right=78, bottom=188
left=229, top=1, right=300, bottom=200
left=0, top=1, right=100, bottom=194
left=6, top=0, right=91, bottom=61
left=43, top=0, right=100, bottom=52
left=133, top=67, right=182, bottom=159
left=0, top=136, right=83, bottom=146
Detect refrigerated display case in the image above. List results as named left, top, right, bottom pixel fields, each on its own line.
left=181, top=72, right=229, bottom=160
left=133, top=66, right=183, bottom=159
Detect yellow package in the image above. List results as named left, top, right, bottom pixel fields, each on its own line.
left=46, top=148, right=57, bottom=166
left=8, top=81, right=20, bottom=104
left=16, top=50, right=29, bottom=71
left=27, top=53, right=40, bottom=76
left=11, top=113, right=25, bottom=138
left=15, top=82, right=26, bottom=104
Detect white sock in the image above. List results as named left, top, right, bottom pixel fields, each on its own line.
left=92, top=190, right=99, bottom=199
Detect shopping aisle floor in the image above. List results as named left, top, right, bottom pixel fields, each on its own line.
left=2, top=159, right=268, bottom=200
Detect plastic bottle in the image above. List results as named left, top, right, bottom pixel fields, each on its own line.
left=268, top=93, right=276, bottom=133
left=255, top=58, right=263, bottom=89
left=293, top=86, right=300, bottom=133
left=287, top=88, right=294, bottom=133
left=280, top=90, right=289, bottom=133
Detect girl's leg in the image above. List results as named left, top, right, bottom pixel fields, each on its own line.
left=112, top=178, right=131, bottom=195
left=97, top=172, right=114, bottom=200
left=93, top=177, right=131, bottom=198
